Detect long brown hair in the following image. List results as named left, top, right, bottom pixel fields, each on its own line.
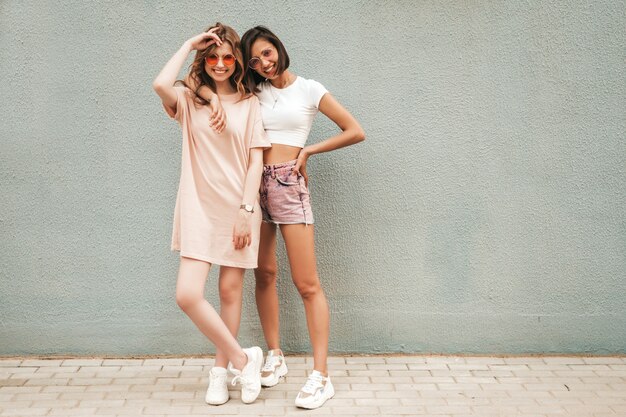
left=241, top=26, right=290, bottom=94
left=179, top=22, right=248, bottom=104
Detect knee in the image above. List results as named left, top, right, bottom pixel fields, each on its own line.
left=176, top=288, right=200, bottom=312
left=294, top=278, right=322, bottom=300
left=219, top=281, right=242, bottom=306
left=255, top=265, right=277, bottom=290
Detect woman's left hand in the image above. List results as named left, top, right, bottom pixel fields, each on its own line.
left=293, top=148, right=310, bottom=187
left=232, top=211, right=252, bottom=250
left=209, top=95, right=226, bottom=133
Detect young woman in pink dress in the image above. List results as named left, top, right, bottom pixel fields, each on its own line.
left=152, top=23, right=271, bottom=406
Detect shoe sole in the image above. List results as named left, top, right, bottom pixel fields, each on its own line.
left=261, top=361, right=289, bottom=387
left=205, top=397, right=229, bottom=406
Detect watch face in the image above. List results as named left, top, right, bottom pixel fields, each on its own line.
left=243, top=204, right=253, bottom=212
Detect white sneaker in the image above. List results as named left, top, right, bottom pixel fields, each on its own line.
left=260, top=350, right=288, bottom=387
left=205, top=366, right=229, bottom=405
left=294, top=370, right=335, bottom=409
left=228, top=346, right=263, bottom=404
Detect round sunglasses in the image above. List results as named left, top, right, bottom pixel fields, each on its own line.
left=205, top=54, right=236, bottom=67
left=248, top=48, right=276, bottom=70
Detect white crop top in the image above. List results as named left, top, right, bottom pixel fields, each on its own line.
left=256, top=76, right=328, bottom=148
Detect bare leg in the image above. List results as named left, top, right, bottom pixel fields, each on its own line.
left=214, top=266, right=245, bottom=368
left=279, top=224, right=329, bottom=375
left=254, top=222, right=282, bottom=351
left=175, top=256, right=247, bottom=370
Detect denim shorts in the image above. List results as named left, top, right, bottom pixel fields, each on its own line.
left=260, top=160, right=314, bottom=225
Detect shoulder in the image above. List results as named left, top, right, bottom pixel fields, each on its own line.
left=299, top=77, right=326, bottom=89
left=173, top=85, right=196, bottom=103
left=297, top=77, right=328, bottom=107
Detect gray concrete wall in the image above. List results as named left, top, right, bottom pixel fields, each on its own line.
left=1, top=1, right=625, bottom=356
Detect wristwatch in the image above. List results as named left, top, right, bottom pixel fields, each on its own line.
left=240, top=204, right=254, bottom=213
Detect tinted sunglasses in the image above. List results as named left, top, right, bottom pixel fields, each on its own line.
left=248, top=48, right=276, bottom=70
left=205, top=54, right=236, bottom=67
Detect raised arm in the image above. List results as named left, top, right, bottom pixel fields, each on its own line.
left=293, top=93, right=366, bottom=183
left=152, top=28, right=222, bottom=114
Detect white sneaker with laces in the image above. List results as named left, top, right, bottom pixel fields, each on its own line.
left=205, top=366, right=229, bottom=405
left=294, top=370, right=335, bottom=409
left=260, top=350, right=288, bottom=387
left=228, top=346, right=263, bottom=404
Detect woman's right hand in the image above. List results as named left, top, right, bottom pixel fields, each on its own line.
left=186, top=27, right=222, bottom=51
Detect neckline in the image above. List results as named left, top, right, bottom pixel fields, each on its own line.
left=218, top=92, right=242, bottom=102
left=268, top=75, right=299, bottom=91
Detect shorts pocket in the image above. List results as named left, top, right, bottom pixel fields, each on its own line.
left=275, top=170, right=300, bottom=186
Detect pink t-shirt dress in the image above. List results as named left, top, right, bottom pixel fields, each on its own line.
left=165, top=86, right=270, bottom=268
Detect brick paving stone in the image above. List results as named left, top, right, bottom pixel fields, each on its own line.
left=385, top=356, right=427, bottom=364
left=471, top=370, right=514, bottom=377
left=367, top=364, right=409, bottom=370
left=20, top=360, right=63, bottom=368
left=48, top=408, right=99, bottom=416
left=183, top=358, right=214, bottom=366
left=380, top=405, right=426, bottom=414
left=0, top=380, right=27, bottom=388
left=101, top=359, right=144, bottom=366
left=348, top=370, right=390, bottom=377
left=375, top=390, right=421, bottom=399
left=346, top=357, right=386, bottom=364
left=426, top=405, right=472, bottom=414
left=1, top=368, right=37, bottom=374
left=448, top=364, right=490, bottom=371
left=583, top=357, right=624, bottom=365
left=41, top=386, right=85, bottom=393
left=125, top=366, right=170, bottom=373
left=503, top=357, right=545, bottom=364
left=355, top=398, right=401, bottom=406
left=425, top=356, right=465, bottom=363
left=12, top=392, right=58, bottom=401
left=431, top=370, right=473, bottom=377
left=409, top=363, right=449, bottom=370
left=1, top=407, right=49, bottom=416
left=24, top=378, right=70, bottom=386
left=331, top=406, right=380, bottom=414
left=62, top=359, right=103, bottom=367
left=58, top=392, right=104, bottom=400
left=333, top=390, right=374, bottom=399
left=543, top=357, right=586, bottom=364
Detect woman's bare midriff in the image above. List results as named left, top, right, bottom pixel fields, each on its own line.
left=264, top=143, right=302, bottom=165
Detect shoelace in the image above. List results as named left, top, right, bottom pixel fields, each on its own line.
left=262, top=355, right=281, bottom=372
left=230, top=374, right=253, bottom=387
left=301, top=374, right=324, bottom=394
left=209, top=371, right=226, bottom=387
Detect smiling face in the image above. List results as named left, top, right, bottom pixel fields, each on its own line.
left=249, top=38, right=279, bottom=80
left=203, top=42, right=236, bottom=84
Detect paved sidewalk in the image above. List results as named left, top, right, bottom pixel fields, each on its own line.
left=1, top=355, right=625, bottom=417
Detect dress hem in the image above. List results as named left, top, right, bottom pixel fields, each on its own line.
left=171, top=248, right=258, bottom=269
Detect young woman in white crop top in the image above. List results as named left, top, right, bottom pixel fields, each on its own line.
left=199, top=25, right=364, bottom=410
left=246, top=26, right=364, bottom=410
